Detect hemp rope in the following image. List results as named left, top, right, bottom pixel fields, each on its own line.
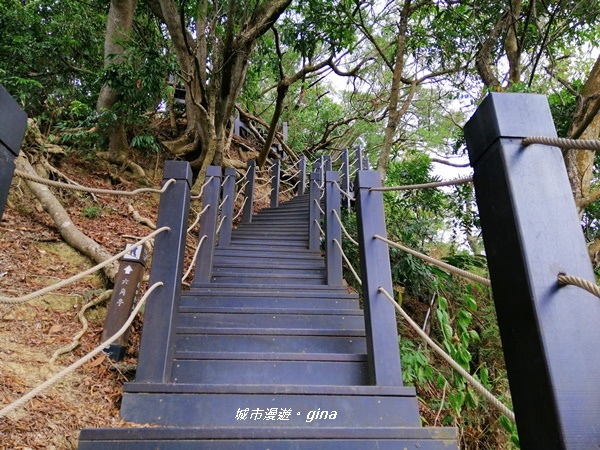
left=557, top=273, right=600, bottom=298
left=522, top=136, right=600, bottom=150
left=373, top=235, right=491, bottom=287
left=370, top=176, right=473, bottom=192
left=378, top=287, right=515, bottom=422
left=0, top=227, right=169, bottom=305
left=14, top=170, right=176, bottom=196
left=0, top=282, right=163, bottom=418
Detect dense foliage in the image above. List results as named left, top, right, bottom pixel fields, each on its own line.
left=2, top=1, right=599, bottom=448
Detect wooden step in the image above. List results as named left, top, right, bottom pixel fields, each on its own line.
left=186, top=284, right=356, bottom=297
left=176, top=312, right=365, bottom=335
left=211, top=266, right=325, bottom=277
left=170, top=360, right=367, bottom=384
left=179, top=294, right=359, bottom=310
left=118, top=388, right=423, bottom=427
left=174, top=335, right=366, bottom=355
left=79, top=427, right=458, bottom=449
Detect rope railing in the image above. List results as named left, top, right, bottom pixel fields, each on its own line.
left=254, top=190, right=272, bottom=203
left=314, top=198, right=325, bottom=215
left=332, top=209, right=359, bottom=247
left=235, top=172, right=248, bottom=186
left=190, top=176, right=215, bottom=200
left=522, top=136, right=600, bottom=150
left=235, top=180, right=249, bottom=202
left=333, top=180, right=355, bottom=201
left=14, top=170, right=177, bottom=196
left=218, top=195, right=229, bottom=211
left=333, top=238, right=362, bottom=285
left=378, top=286, right=516, bottom=423
left=373, top=235, right=491, bottom=287
left=0, top=281, right=163, bottom=418
left=279, top=179, right=301, bottom=196
left=315, top=219, right=325, bottom=237
left=187, top=204, right=211, bottom=233
left=216, top=215, right=227, bottom=235
left=0, top=227, right=170, bottom=305
left=330, top=152, right=343, bottom=164
left=182, top=235, right=207, bottom=283
left=370, top=176, right=473, bottom=192
left=232, top=197, right=248, bottom=222
left=557, top=273, right=600, bottom=298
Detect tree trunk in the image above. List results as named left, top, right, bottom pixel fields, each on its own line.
left=154, top=0, right=292, bottom=178
left=96, top=0, right=142, bottom=176
left=376, top=0, right=412, bottom=181
left=564, top=54, right=600, bottom=213
left=16, top=155, right=118, bottom=281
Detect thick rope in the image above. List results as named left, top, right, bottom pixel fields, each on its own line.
left=314, top=198, right=325, bottom=216
left=182, top=235, right=207, bottom=283
left=254, top=190, right=271, bottom=203
left=523, top=136, right=600, bottom=150
left=14, top=170, right=176, bottom=196
left=315, top=219, right=325, bottom=237
left=333, top=239, right=362, bottom=285
left=216, top=215, right=227, bottom=235
left=190, top=177, right=214, bottom=200
left=0, top=282, right=163, bottom=418
left=235, top=172, right=248, bottom=186
left=373, top=235, right=491, bottom=287
left=234, top=182, right=249, bottom=202
left=332, top=209, right=359, bottom=247
left=0, top=228, right=170, bottom=305
left=187, top=204, right=210, bottom=233
left=233, top=197, right=248, bottom=221
left=370, top=176, right=473, bottom=192
left=219, top=195, right=229, bottom=211
left=378, top=287, right=515, bottom=422
left=280, top=179, right=301, bottom=196
left=333, top=180, right=355, bottom=200
left=557, top=273, right=600, bottom=298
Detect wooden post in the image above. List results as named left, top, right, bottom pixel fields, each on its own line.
left=354, top=146, right=363, bottom=171
left=325, top=171, right=343, bottom=285
left=308, top=172, right=322, bottom=252
left=193, top=166, right=222, bottom=284
left=218, top=168, right=236, bottom=247
left=355, top=170, right=403, bottom=386
left=271, top=159, right=280, bottom=208
left=299, top=156, right=307, bottom=196
left=102, top=243, right=149, bottom=360
left=134, top=161, right=191, bottom=383
left=324, top=155, right=332, bottom=172
left=242, top=160, right=256, bottom=223
left=341, top=148, right=351, bottom=209
left=363, top=155, right=370, bottom=170
left=464, top=92, right=600, bottom=449
left=0, top=85, right=27, bottom=220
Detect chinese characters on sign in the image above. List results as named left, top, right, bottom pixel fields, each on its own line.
left=235, top=408, right=338, bottom=423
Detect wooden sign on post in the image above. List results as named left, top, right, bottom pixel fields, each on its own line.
left=102, top=243, right=149, bottom=361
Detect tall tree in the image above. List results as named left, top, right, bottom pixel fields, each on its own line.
left=96, top=0, right=144, bottom=177
left=149, top=0, right=292, bottom=191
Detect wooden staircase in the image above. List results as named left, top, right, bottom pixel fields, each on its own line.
left=78, top=194, right=457, bottom=448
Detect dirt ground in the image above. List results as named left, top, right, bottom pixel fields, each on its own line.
left=0, top=151, right=281, bottom=449
left=0, top=155, right=164, bottom=449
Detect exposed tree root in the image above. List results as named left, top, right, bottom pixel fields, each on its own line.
left=128, top=203, right=156, bottom=229
left=49, top=290, right=112, bottom=364
left=96, top=151, right=146, bottom=178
